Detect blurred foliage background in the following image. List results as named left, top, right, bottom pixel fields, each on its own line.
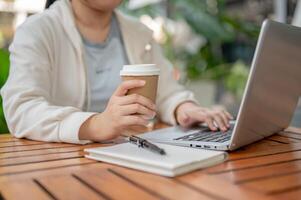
left=0, top=48, right=10, bottom=133
left=120, top=0, right=260, bottom=99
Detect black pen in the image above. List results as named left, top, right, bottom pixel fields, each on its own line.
left=125, top=135, right=166, bottom=155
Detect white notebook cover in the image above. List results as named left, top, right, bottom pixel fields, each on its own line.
left=85, top=143, right=227, bottom=177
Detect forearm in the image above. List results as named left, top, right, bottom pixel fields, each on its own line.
left=79, top=114, right=99, bottom=141
left=79, top=113, right=115, bottom=142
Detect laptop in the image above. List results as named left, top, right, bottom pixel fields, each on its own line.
left=141, top=20, right=301, bottom=151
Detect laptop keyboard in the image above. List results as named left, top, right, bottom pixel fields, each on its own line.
left=174, top=125, right=234, bottom=143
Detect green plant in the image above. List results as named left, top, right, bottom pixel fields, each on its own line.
left=0, top=48, right=9, bottom=133
left=120, top=0, right=260, bottom=99
left=168, top=0, right=259, bottom=97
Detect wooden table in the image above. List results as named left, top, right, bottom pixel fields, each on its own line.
left=1, top=126, right=301, bottom=200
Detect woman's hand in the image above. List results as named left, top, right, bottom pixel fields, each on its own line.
left=79, top=80, right=156, bottom=141
left=175, top=102, right=233, bottom=132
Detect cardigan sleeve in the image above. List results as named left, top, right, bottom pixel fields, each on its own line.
left=0, top=18, right=96, bottom=144
left=150, top=39, right=199, bottom=125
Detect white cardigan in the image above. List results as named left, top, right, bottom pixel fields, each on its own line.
left=1, top=0, right=197, bottom=144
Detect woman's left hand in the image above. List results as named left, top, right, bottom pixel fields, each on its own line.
left=175, top=102, right=233, bottom=132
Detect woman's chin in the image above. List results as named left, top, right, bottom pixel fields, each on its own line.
left=86, top=0, right=122, bottom=12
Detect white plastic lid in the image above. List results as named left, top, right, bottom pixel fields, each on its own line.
left=120, top=64, right=160, bottom=76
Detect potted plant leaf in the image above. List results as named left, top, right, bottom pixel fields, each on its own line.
left=0, top=48, right=9, bottom=133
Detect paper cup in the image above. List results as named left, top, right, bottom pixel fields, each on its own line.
left=120, top=64, right=160, bottom=103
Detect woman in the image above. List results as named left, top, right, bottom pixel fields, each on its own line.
left=1, top=0, right=232, bottom=144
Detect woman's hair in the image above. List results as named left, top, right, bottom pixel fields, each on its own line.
left=45, top=0, right=57, bottom=9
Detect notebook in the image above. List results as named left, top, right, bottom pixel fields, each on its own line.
left=85, top=143, right=227, bottom=177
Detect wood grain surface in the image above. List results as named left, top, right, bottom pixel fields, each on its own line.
left=0, top=125, right=301, bottom=200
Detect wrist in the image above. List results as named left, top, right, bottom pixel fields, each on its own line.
left=79, top=113, right=101, bottom=141
left=174, top=101, right=198, bottom=124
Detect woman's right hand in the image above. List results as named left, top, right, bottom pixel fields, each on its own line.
left=79, top=80, right=156, bottom=141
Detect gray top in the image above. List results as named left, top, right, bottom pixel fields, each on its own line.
left=82, top=15, right=129, bottom=112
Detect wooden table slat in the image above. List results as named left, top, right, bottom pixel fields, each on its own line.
left=272, top=188, right=301, bottom=200
left=0, top=158, right=95, bottom=177
left=0, top=140, right=44, bottom=147
left=74, top=169, right=160, bottom=200
left=0, top=134, right=14, bottom=139
left=0, top=180, right=51, bottom=200
left=206, top=150, right=301, bottom=174
left=214, top=159, right=301, bottom=184
left=242, top=171, right=301, bottom=194
left=268, top=135, right=301, bottom=143
left=278, top=132, right=301, bottom=140
left=178, top=172, right=273, bottom=200
left=0, top=143, right=101, bottom=159
left=229, top=142, right=301, bottom=160
left=108, top=167, right=214, bottom=200
left=37, top=175, right=106, bottom=200
left=0, top=162, right=101, bottom=183
left=0, top=143, right=75, bottom=153
left=0, top=151, right=85, bottom=167
left=225, top=140, right=288, bottom=158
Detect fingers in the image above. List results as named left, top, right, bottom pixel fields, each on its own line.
left=121, top=116, right=149, bottom=127
left=204, top=116, right=217, bottom=131
left=119, top=94, right=156, bottom=111
left=212, top=108, right=233, bottom=129
left=184, top=110, right=218, bottom=131
left=114, top=80, right=145, bottom=96
left=192, top=110, right=230, bottom=132
left=224, top=110, right=234, bottom=120
left=218, top=112, right=230, bottom=128
left=212, top=114, right=228, bottom=132
left=121, top=104, right=156, bottom=118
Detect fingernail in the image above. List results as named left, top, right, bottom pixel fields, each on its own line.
left=140, top=80, right=146, bottom=85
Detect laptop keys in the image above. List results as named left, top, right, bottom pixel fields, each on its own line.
left=174, top=129, right=232, bottom=143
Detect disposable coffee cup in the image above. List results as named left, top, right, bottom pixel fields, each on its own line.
left=120, top=64, right=160, bottom=103
left=120, top=64, right=160, bottom=130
